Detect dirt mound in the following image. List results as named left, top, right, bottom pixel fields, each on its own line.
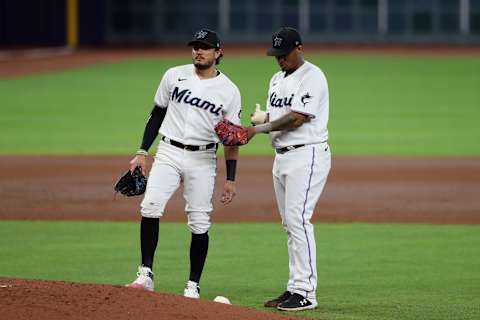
left=0, top=278, right=301, bottom=320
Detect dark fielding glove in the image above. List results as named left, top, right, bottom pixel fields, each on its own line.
left=114, top=166, right=147, bottom=197
left=214, top=119, right=249, bottom=146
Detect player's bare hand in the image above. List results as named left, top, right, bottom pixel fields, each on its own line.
left=221, top=180, right=236, bottom=205
left=129, top=155, right=147, bottom=175
left=250, top=103, right=267, bottom=125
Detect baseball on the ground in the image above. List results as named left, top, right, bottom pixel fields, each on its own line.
left=213, top=296, right=231, bottom=304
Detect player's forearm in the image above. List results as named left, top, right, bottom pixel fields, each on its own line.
left=253, top=112, right=306, bottom=134
left=224, top=146, right=238, bottom=181
left=224, top=146, right=239, bottom=160
left=139, top=105, right=167, bottom=152
left=270, top=112, right=305, bottom=131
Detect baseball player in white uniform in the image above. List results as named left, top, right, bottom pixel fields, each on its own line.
left=125, top=29, right=242, bottom=299
left=247, top=27, right=331, bottom=311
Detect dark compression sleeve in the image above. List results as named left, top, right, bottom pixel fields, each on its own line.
left=226, top=160, right=237, bottom=181
left=140, top=105, right=167, bottom=151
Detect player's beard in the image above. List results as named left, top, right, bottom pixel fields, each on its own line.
left=193, top=57, right=215, bottom=70
left=192, top=55, right=215, bottom=70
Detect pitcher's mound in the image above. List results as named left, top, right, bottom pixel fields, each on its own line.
left=0, top=278, right=301, bottom=320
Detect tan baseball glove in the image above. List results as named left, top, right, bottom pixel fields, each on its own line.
left=250, top=103, right=268, bottom=125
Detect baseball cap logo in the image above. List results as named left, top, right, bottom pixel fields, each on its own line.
left=273, top=36, right=283, bottom=47
left=195, top=30, right=208, bottom=39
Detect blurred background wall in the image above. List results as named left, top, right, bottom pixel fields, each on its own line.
left=1, top=0, right=480, bottom=47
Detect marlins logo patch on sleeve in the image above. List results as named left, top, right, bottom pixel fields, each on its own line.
left=301, top=92, right=312, bottom=107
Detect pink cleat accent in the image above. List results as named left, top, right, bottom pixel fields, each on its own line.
left=125, top=266, right=154, bottom=292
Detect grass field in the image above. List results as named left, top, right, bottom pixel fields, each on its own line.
left=0, top=221, right=479, bottom=320
left=1, top=54, right=479, bottom=155
left=1, top=54, right=479, bottom=319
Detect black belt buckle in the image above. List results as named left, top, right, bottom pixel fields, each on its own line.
left=184, top=145, right=196, bottom=151
left=276, top=144, right=305, bottom=154
left=185, top=143, right=216, bottom=151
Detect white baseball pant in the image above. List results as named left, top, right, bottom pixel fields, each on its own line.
left=273, top=142, right=331, bottom=304
left=140, top=141, right=217, bottom=234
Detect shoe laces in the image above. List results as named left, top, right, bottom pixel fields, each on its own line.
left=185, top=281, right=200, bottom=293
left=137, top=266, right=154, bottom=280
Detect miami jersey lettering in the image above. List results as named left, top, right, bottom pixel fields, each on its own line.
left=269, top=92, right=294, bottom=108
left=171, top=86, right=222, bottom=116
left=154, top=64, right=242, bottom=145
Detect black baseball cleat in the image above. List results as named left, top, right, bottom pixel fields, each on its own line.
left=277, top=293, right=317, bottom=311
left=264, top=291, right=292, bottom=308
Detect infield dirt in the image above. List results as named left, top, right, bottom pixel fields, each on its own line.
left=2, top=46, right=480, bottom=78
left=1, top=155, right=479, bottom=224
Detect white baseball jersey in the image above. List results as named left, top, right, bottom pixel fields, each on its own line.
left=141, top=64, right=242, bottom=234
left=154, top=64, right=242, bottom=145
left=266, top=61, right=329, bottom=148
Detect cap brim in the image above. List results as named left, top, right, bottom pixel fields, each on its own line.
left=266, top=47, right=294, bottom=56
left=187, top=40, right=216, bottom=48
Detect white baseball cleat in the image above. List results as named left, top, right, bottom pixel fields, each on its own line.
left=125, top=265, right=154, bottom=292
left=183, top=280, right=200, bottom=299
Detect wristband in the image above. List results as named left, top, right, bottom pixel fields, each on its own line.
left=226, top=160, right=237, bottom=181
left=136, top=149, right=149, bottom=156
left=254, top=122, right=273, bottom=133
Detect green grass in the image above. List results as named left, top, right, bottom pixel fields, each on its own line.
left=1, top=221, right=479, bottom=320
left=1, top=54, right=479, bottom=155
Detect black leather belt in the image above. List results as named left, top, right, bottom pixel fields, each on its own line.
left=275, top=144, right=305, bottom=154
left=162, top=136, right=217, bottom=151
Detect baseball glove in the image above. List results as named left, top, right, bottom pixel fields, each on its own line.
left=114, top=166, right=147, bottom=197
left=214, top=119, right=249, bottom=146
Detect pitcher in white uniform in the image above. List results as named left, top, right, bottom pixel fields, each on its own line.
left=247, top=27, right=331, bottom=311
left=125, top=29, right=242, bottom=299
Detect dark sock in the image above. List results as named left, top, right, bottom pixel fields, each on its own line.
left=189, top=232, right=209, bottom=283
left=140, top=216, right=159, bottom=269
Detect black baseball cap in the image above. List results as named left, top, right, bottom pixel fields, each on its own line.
left=267, top=27, right=302, bottom=56
left=187, top=29, right=221, bottom=49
